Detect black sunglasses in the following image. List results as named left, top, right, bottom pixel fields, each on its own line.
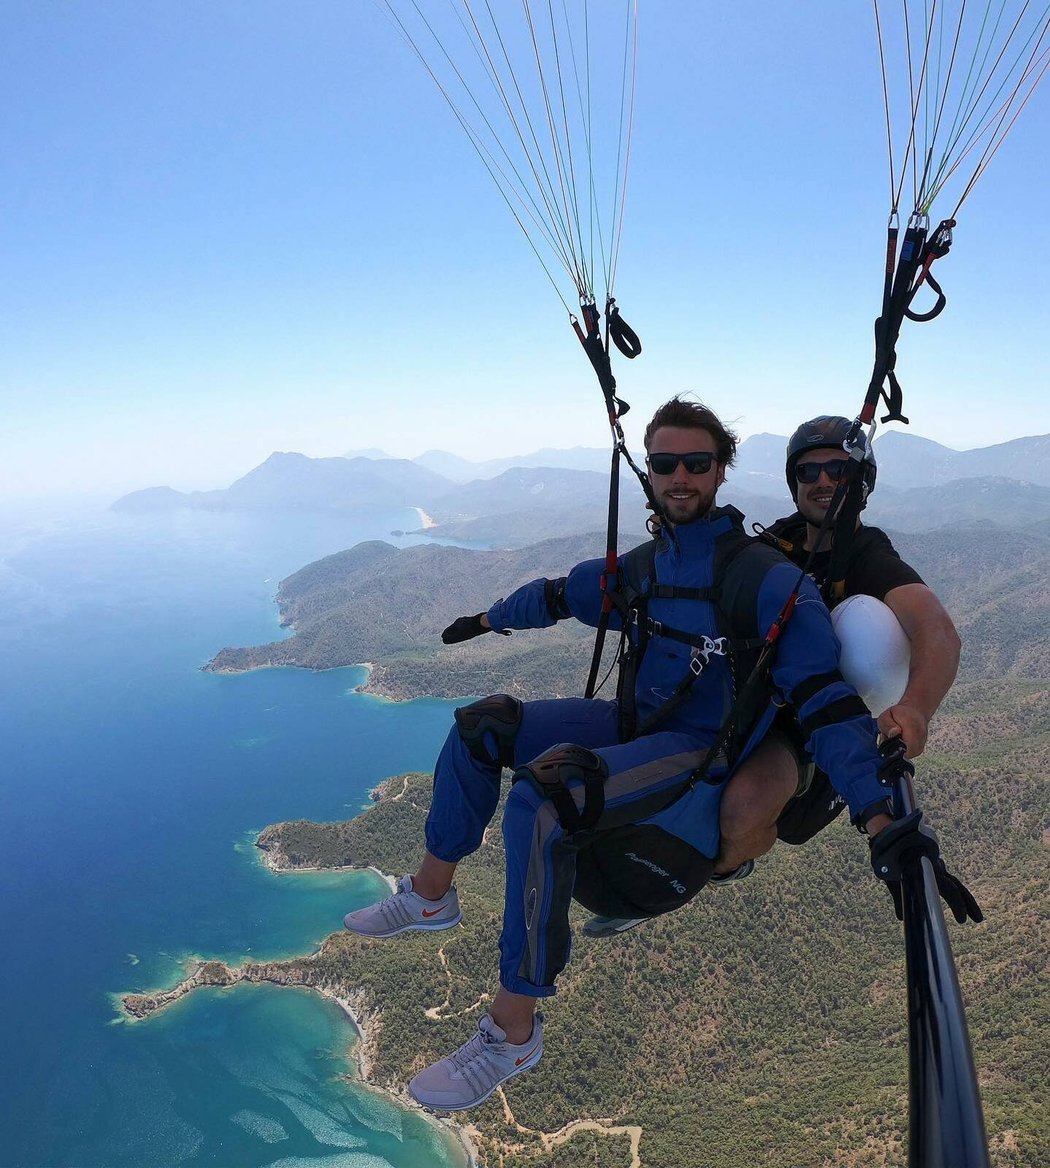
left=795, top=458, right=850, bottom=484
left=647, top=451, right=717, bottom=476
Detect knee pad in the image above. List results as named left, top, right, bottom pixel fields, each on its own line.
left=454, top=693, right=523, bottom=769
left=514, top=743, right=608, bottom=833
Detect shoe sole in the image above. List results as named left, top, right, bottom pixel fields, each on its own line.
left=708, top=862, right=755, bottom=887
left=409, top=1048, right=542, bottom=1111
left=344, top=911, right=462, bottom=938
left=582, top=919, right=647, bottom=938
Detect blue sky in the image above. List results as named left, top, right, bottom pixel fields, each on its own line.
left=3, top=2, right=1049, bottom=500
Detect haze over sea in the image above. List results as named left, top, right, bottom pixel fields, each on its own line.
left=0, top=503, right=470, bottom=1167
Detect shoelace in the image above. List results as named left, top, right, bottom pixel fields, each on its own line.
left=371, top=878, right=418, bottom=923
left=449, top=1026, right=505, bottom=1081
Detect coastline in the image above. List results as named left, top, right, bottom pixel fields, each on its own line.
left=257, top=845, right=397, bottom=894
left=254, top=818, right=397, bottom=891
left=308, top=982, right=478, bottom=1168
left=413, top=507, right=437, bottom=530
left=120, top=954, right=476, bottom=1168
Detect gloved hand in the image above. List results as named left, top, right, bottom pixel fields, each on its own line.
left=869, top=809, right=983, bottom=925
left=440, top=613, right=511, bottom=644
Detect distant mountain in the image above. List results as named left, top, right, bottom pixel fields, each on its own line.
left=729, top=432, right=790, bottom=494
left=412, top=446, right=618, bottom=482
left=342, top=446, right=392, bottom=460
left=111, top=453, right=454, bottom=513
left=412, top=449, right=484, bottom=482
left=111, top=431, right=1050, bottom=537
left=869, top=432, right=961, bottom=489
left=866, top=476, right=1050, bottom=531
left=959, top=433, right=1050, bottom=484
left=431, top=466, right=618, bottom=520
left=483, top=445, right=617, bottom=477
left=873, top=431, right=1050, bottom=488
left=110, top=485, right=195, bottom=513
left=222, top=453, right=450, bottom=509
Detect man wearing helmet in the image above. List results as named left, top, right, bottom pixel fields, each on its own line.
left=714, top=416, right=962, bottom=878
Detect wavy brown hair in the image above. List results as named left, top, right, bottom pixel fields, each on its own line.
left=643, top=397, right=738, bottom=467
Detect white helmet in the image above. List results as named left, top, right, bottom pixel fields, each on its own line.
left=831, top=594, right=910, bottom=716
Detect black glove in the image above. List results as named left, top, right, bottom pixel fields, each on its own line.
left=440, top=613, right=511, bottom=645
left=869, top=809, right=984, bottom=925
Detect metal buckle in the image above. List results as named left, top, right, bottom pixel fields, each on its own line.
left=690, top=636, right=727, bottom=676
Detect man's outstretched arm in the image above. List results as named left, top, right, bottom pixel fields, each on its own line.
left=442, top=558, right=609, bottom=643
left=879, top=582, right=961, bottom=757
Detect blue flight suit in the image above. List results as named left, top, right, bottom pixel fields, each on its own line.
left=424, top=508, right=888, bottom=997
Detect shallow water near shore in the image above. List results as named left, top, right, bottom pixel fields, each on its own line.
left=0, top=504, right=469, bottom=1167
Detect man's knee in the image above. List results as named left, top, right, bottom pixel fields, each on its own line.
left=513, top=742, right=608, bottom=833
left=721, top=735, right=799, bottom=836
left=454, top=694, right=523, bottom=769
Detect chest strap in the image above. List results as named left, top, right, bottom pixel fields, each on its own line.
left=642, top=615, right=764, bottom=656
left=649, top=584, right=720, bottom=600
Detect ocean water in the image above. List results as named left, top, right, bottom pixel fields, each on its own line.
left=0, top=504, right=470, bottom=1167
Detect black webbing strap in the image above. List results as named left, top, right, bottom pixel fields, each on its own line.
left=519, top=746, right=607, bottom=835
left=608, top=299, right=642, bottom=358
left=644, top=619, right=722, bottom=650
left=864, top=218, right=954, bottom=427
left=649, top=584, right=719, bottom=600
left=543, top=577, right=572, bottom=621
left=824, top=456, right=868, bottom=605
left=685, top=636, right=784, bottom=788
left=799, top=694, right=871, bottom=739
left=542, top=782, right=600, bottom=834
left=630, top=538, right=764, bottom=742
left=682, top=530, right=834, bottom=788
left=575, top=296, right=653, bottom=701
left=582, top=440, right=621, bottom=700
left=791, top=669, right=845, bottom=709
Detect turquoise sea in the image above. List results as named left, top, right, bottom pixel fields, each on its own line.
left=0, top=503, right=471, bottom=1167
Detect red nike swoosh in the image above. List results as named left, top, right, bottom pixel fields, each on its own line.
left=515, top=1044, right=540, bottom=1067
left=421, top=907, right=445, bottom=918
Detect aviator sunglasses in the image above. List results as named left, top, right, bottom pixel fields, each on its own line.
left=647, top=451, right=717, bottom=476
left=795, top=458, right=851, bottom=484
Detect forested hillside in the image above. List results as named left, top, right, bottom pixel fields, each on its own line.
left=231, top=671, right=1047, bottom=1167
left=205, top=524, right=1050, bottom=701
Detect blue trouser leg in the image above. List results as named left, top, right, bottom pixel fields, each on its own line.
left=499, top=731, right=723, bottom=997
left=424, top=698, right=621, bottom=863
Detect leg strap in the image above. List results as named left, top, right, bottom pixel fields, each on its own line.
left=514, top=743, right=607, bottom=834
left=454, top=693, right=523, bottom=769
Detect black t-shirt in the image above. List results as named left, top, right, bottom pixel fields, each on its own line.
left=766, top=514, right=924, bottom=607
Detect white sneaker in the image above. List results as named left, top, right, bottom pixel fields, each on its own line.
left=409, top=1013, right=544, bottom=1111
left=342, top=875, right=461, bottom=938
